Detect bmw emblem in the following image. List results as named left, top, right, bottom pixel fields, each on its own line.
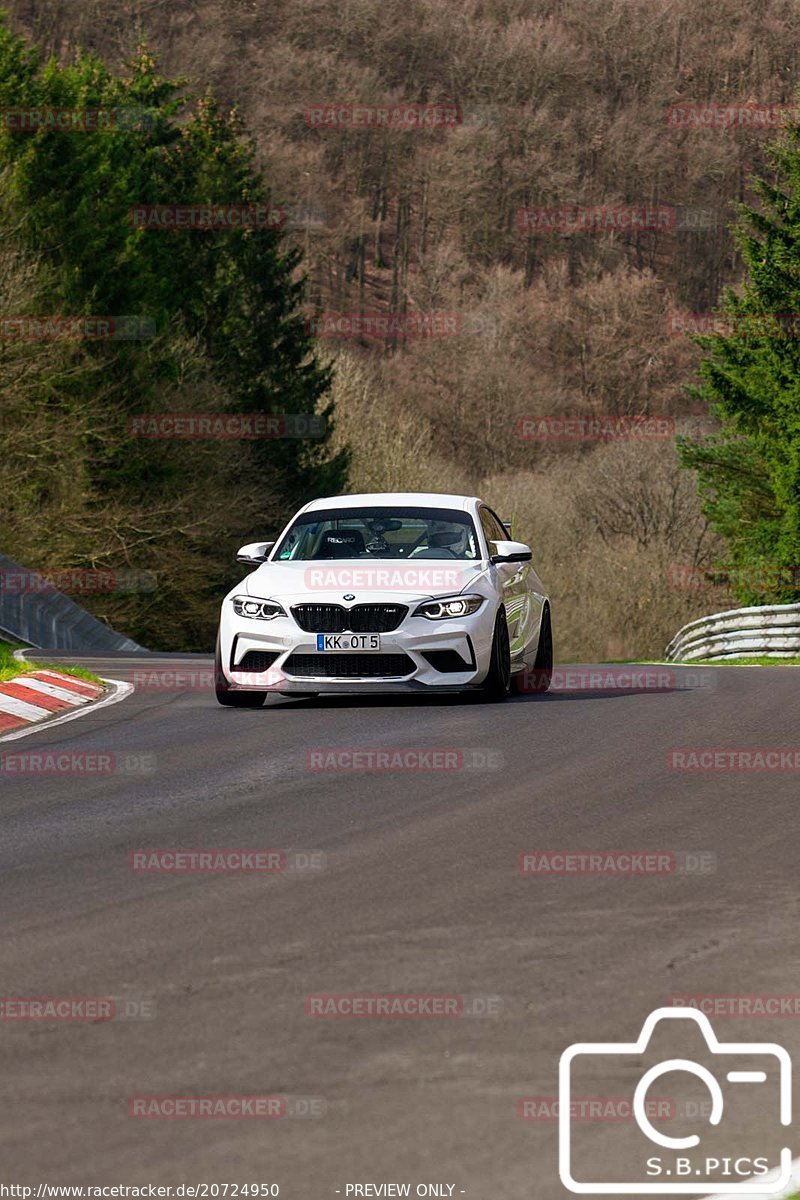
left=343, top=593, right=355, bottom=601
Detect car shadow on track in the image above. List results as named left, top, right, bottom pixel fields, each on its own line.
left=259, top=685, right=692, bottom=711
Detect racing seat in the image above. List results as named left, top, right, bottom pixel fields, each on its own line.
left=314, top=528, right=366, bottom=558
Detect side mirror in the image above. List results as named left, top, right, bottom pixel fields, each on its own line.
left=490, top=539, right=532, bottom=564
left=236, top=541, right=274, bottom=565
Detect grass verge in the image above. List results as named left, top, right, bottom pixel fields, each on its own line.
left=0, top=640, right=103, bottom=686
left=608, top=657, right=800, bottom=667
left=692, top=656, right=800, bottom=666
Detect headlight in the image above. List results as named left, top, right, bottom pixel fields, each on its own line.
left=232, top=595, right=286, bottom=620
left=413, top=594, right=484, bottom=620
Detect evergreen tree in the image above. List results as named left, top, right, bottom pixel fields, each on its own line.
left=678, top=124, right=800, bottom=603
left=0, top=14, right=348, bottom=649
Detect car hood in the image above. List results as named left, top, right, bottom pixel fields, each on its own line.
left=240, top=558, right=488, bottom=603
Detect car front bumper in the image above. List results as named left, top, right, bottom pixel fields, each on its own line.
left=219, top=604, right=497, bottom=692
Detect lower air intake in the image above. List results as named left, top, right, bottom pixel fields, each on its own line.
left=284, top=653, right=414, bottom=679
left=236, top=651, right=279, bottom=672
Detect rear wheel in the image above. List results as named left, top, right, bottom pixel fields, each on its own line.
left=214, top=634, right=266, bottom=708
left=481, top=609, right=511, bottom=701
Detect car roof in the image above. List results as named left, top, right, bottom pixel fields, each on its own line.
left=299, top=492, right=482, bottom=513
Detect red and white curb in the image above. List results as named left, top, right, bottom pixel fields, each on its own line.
left=0, top=670, right=103, bottom=732
left=0, top=668, right=132, bottom=742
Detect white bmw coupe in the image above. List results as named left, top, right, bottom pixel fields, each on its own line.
left=215, top=492, right=552, bottom=705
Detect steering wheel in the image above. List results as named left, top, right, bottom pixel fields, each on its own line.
left=408, top=545, right=459, bottom=558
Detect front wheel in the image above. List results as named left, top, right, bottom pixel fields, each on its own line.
left=214, top=634, right=267, bottom=708
left=481, top=609, right=511, bottom=702
left=522, top=605, right=553, bottom=694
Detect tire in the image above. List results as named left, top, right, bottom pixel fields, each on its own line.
left=214, top=634, right=266, bottom=708
left=523, top=605, right=553, bottom=694
left=481, top=608, right=512, bottom=701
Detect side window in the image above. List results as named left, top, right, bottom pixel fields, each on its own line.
left=479, top=507, right=507, bottom=552
left=479, top=506, right=503, bottom=552
left=486, top=508, right=509, bottom=541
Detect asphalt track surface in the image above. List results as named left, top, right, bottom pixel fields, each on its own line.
left=1, top=654, right=799, bottom=1197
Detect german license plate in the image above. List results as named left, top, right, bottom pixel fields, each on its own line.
left=315, top=633, right=381, bottom=652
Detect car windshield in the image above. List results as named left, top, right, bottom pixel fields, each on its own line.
left=274, top=506, right=480, bottom=561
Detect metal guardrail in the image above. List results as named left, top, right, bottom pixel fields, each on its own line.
left=0, top=552, right=145, bottom=652
left=666, top=603, right=800, bottom=662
